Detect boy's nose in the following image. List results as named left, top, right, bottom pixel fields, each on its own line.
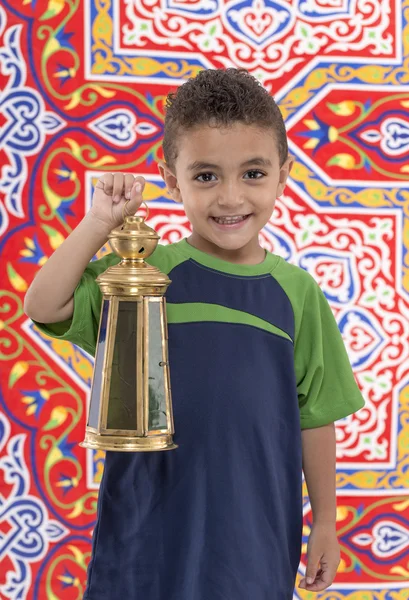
left=217, top=184, right=245, bottom=209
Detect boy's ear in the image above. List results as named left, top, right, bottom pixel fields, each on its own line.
left=276, top=154, right=294, bottom=198
left=157, top=160, right=182, bottom=203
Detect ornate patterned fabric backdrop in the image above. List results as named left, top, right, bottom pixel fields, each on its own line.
left=1, top=0, right=409, bottom=598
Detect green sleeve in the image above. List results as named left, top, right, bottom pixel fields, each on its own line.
left=31, top=244, right=180, bottom=356
left=295, top=279, right=365, bottom=429
left=33, top=253, right=120, bottom=357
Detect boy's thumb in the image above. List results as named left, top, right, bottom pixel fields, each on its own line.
left=306, top=560, right=318, bottom=585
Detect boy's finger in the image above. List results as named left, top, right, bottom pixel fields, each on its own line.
left=112, top=173, right=125, bottom=204
left=122, top=178, right=144, bottom=217
left=124, top=174, right=135, bottom=200
left=304, top=574, right=330, bottom=592
left=134, top=176, right=146, bottom=192
left=100, top=173, right=113, bottom=195
left=304, top=580, right=328, bottom=592
left=299, top=566, right=334, bottom=592
left=299, top=578, right=323, bottom=591
left=318, top=564, right=336, bottom=588
left=130, top=178, right=145, bottom=201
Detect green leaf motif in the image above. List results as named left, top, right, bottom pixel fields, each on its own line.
left=327, top=103, right=341, bottom=114
left=40, top=9, right=57, bottom=21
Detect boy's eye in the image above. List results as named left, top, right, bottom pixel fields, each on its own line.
left=195, top=173, right=217, bottom=183
left=244, top=170, right=265, bottom=179
left=195, top=170, right=265, bottom=182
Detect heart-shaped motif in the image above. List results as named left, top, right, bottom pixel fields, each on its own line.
left=360, top=117, right=409, bottom=157
left=225, top=0, right=293, bottom=47
left=299, top=250, right=358, bottom=305
left=352, top=520, right=409, bottom=559
left=1, top=89, right=64, bottom=153
left=373, top=522, right=409, bottom=557
left=244, top=10, right=273, bottom=37
left=88, top=109, right=159, bottom=147
left=338, top=309, right=386, bottom=368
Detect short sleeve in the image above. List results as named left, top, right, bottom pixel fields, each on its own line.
left=33, top=254, right=119, bottom=357
left=294, top=281, right=365, bottom=429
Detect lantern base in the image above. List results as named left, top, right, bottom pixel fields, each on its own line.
left=80, top=430, right=177, bottom=452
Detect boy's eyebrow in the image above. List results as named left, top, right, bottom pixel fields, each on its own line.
left=241, top=157, right=273, bottom=168
left=187, top=157, right=273, bottom=171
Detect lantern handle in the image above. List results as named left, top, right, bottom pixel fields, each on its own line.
left=122, top=199, right=150, bottom=223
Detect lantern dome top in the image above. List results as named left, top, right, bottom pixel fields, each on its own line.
left=109, top=214, right=160, bottom=261
left=97, top=212, right=171, bottom=295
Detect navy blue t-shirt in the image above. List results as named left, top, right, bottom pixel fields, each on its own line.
left=35, top=239, right=365, bottom=599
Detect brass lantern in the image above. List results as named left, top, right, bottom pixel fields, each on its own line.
left=80, top=205, right=177, bottom=452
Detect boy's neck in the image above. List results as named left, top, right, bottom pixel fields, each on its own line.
left=186, top=234, right=266, bottom=265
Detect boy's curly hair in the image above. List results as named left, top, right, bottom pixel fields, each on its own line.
left=163, top=68, right=288, bottom=170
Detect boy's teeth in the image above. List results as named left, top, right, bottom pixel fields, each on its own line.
left=213, top=215, right=247, bottom=224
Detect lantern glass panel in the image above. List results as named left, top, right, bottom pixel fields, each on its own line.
left=107, top=301, right=137, bottom=430
left=88, top=299, right=109, bottom=428
left=148, top=302, right=168, bottom=431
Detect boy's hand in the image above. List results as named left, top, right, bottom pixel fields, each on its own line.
left=298, top=522, right=340, bottom=592
left=90, top=173, right=145, bottom=230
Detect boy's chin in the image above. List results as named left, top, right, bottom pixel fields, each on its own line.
left=191, top=222, right=261, bottom=254
left=204, top=233, right=258, bottom=253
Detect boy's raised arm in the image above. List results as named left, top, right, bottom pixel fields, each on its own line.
left=24, top=173, right=144, bottom=324
left=24, top=213, right=113, bottom=323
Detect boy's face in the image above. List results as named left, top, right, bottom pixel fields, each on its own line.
left=159, top=122, right=293, bottom=263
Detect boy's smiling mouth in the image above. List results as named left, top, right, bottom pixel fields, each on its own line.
left=211, top=214, right=252, bottom=228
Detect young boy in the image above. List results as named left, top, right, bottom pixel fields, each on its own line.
left=24, top=68, right=365, bottom=599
